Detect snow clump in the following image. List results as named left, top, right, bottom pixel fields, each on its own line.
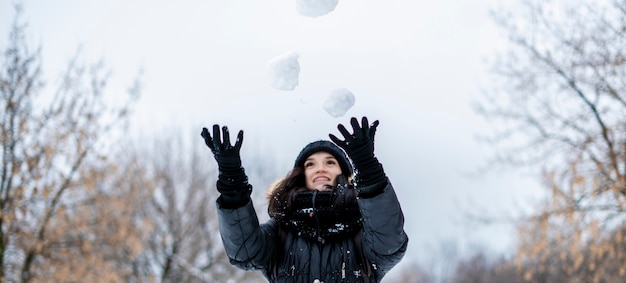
left=323, top=88, right=355, bottom=117
left=296, top=0, right=338, bottom=17
left=268, top=51, right=301, bottom=91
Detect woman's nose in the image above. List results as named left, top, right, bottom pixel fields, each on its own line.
left=314, top=164, right=327, bottom=172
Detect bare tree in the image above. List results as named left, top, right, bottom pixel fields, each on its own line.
left=513, top=167, right=626, bottom=282
left=479, top=0, right=626, bottom=174
left=476, top=0, right=626, bottom=280
left=0, top=5, right=142, bottom=282
left=126, top=129, right=275, bottom=282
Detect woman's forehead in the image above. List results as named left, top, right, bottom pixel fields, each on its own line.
left=306, top=152, right=336, bottom=159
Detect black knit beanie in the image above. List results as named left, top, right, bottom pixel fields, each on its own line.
left=294, top=140, right=353, bottom=175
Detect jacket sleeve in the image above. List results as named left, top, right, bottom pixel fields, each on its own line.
left=216, top=199, right=277, bottom=270
left=357, top=179, right=409, bottom=276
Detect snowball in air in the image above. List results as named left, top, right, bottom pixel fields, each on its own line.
left=323, top=88, right=355, bottom=118
left=296, top=0, right=338, bottom=18
left=268, top=51, right=300, bottom=91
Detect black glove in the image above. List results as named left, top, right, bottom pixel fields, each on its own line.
left=329, top=117, right=386, bottom=197
left=201, top=125, right=252, bottom=208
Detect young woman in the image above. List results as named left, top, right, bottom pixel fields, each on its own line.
left=201, top=116, right=408, bottom=283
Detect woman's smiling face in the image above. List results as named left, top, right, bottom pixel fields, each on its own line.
left=303, top=152, right=343, bottom=191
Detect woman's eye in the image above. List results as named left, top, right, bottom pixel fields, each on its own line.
left=327, top=160, right=337, bottom=165
left=304, top=162, right=314, bottom=167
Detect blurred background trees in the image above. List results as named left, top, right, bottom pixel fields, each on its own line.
left=400, top=0, right=626, bottom=281
left=0, top=5, right=271, bottom=283
left=474, top=0, right=626, bottom=281
left=125, top=133, right=270, bottom=282
left=0, top=5, right=143, bottom=281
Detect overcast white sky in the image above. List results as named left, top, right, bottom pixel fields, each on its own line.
left=1, top=0, right=543, bottom=272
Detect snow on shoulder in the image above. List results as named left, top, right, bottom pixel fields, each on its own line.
left=323, top=88, right=355, bottom=118
left=268, top=51, right=300, bottom=91
left=296, top=0, right=338, bottom=18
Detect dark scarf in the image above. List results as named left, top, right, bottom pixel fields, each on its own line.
left=271, top=184, right=363, bottom=243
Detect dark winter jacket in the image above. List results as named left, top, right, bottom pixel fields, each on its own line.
left=217, top=180, right=408, bottom=282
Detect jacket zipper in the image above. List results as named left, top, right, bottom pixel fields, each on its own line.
left=311, top=190, right=324, bottom=243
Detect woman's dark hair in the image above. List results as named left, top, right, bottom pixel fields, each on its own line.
left=267, top=166, right=305, bottom=218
